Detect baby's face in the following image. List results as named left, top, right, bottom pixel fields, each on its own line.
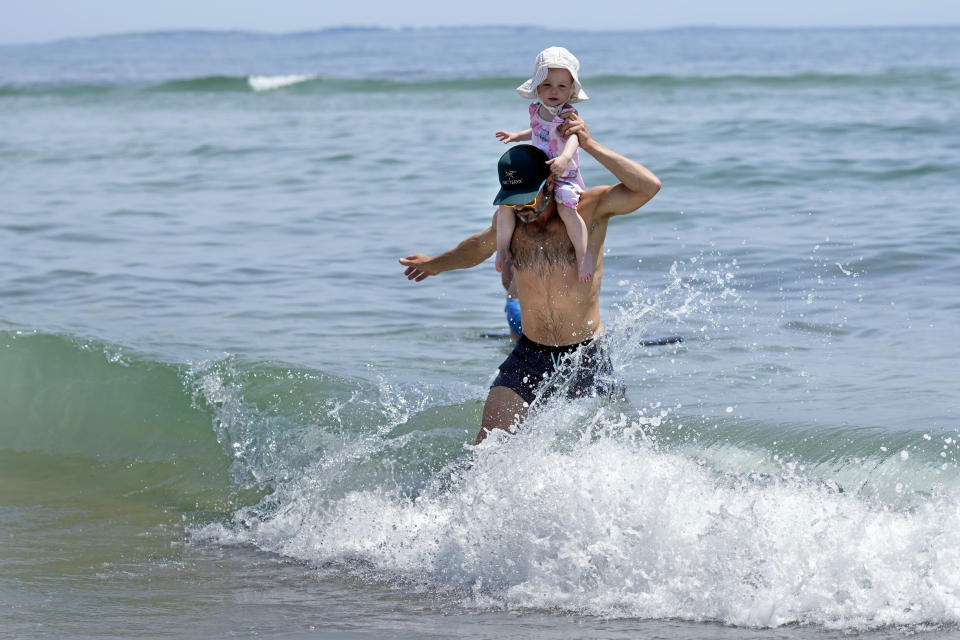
left=537, top=68, right=575, bottom=107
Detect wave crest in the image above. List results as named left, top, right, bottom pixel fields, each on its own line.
left=197, top=401, right=960, bottom=629
left=247, top=74, right=314, bottom=91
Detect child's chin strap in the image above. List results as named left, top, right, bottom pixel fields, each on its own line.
left=538, top=101, right=568, bottom=120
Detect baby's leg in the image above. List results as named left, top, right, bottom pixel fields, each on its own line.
left=495, top=205, right=515, bottom=273
left=556, top=204, right=594, bottom=283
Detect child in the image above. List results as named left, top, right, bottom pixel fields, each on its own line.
left=495, top=46, right=593, bottom=283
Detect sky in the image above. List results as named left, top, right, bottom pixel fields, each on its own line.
left=3, top=0, right=959, bottom=44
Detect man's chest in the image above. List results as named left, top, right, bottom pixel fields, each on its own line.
left=511, top=220, right=575, bottom=270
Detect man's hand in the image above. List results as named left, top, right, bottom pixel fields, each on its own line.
left=560, top=111, right=593, bottom=149
left=399, top=254, right=437, bottom=282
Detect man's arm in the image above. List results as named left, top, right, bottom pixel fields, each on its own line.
left=399, top=217, right=497, bottom=282
left=561, top=111, right=661, bottom=217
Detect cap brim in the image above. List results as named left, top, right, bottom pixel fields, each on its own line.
left=493, top=186, right=541, bottom=206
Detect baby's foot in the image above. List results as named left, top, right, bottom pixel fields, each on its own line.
left=578, top=252, right=595, bottom=284
left=496, top=248, right=511, bottom=273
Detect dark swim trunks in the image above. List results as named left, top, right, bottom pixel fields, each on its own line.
left=491, top=334, right=625, bottom=406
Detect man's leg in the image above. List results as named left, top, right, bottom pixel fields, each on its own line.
left=476, top=385, right=529, bottom=444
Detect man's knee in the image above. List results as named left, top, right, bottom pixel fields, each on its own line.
left=478, top=386, right=528, bottom=443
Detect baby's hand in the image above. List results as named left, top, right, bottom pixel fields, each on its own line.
left=495, top=130, right=516, bottom=143
left=546, top=154, right=571, bottom=176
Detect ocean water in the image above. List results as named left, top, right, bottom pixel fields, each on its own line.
left=2, top=26, right=960, bottom=638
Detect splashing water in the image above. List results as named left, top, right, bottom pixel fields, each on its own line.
left=184, top=252, right=960, bottom=630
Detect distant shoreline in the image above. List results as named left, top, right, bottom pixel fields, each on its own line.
left=3, top=23, right=959, bottom=48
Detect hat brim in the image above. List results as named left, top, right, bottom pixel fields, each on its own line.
left=493, top=184, right=543, bottom=206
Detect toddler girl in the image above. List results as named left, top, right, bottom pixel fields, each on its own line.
left=495, top=46, right=593, bottom=283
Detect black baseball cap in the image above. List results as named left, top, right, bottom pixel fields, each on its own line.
left=492, top=144, right=551, bottom=206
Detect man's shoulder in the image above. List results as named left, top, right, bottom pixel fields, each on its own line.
left=577, top=184, right=616, bottom=218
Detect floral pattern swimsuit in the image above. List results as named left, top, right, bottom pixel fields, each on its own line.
left=529, top=102, right=585, bottom=209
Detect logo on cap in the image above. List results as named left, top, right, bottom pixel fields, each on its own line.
left=502, top=169, right=521, bottom=185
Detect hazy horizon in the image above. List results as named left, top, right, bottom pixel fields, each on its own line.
left=4, top=0, right=960, bottom=45
left=5, top=22, right=960, bottom=47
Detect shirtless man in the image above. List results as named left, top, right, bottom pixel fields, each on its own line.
left=400, top=113, right=661, bottom=444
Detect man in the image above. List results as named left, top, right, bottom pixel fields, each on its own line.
left=400, top=112, right=661, bottom=444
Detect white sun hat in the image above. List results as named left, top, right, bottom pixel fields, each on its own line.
left=516, top=46, right=589, bottom=104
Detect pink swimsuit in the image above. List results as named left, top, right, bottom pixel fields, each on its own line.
left=529, top=102, right=585, bottom=209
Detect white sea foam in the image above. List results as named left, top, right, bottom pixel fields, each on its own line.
left=247, top=74, right=314, bottom=92
left=197, top=397, right=960, bottom=630
left=191, top=263, right=960, bottom=631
